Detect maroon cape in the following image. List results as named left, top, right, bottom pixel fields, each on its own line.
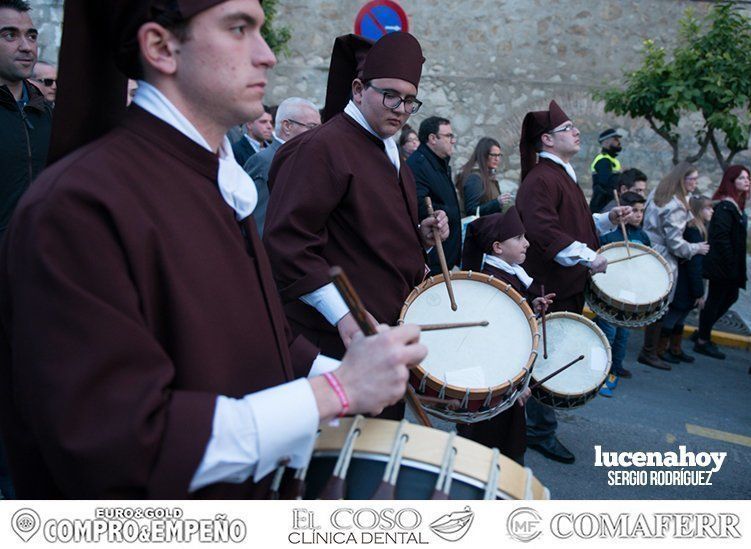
left=515, top=158, right=598, bottom=301
left=263, top=112, right=426, bottom=358
left=0, top=106, right=317, bottom=498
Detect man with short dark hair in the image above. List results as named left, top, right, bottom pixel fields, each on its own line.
left=601, top=168, right=648, bottom=212
left=0, top=0, right=52, bottom=244
left=233, top=106, right=273, bottom=166
left=30, top=59, right=55, bottom=103
left=408, top=115, right=462, bottom=273
left=0, top=0, right=425, bottom=499
left=244, top=96, right=320, bottom=236
left=589, top=128, right=623, bottom=213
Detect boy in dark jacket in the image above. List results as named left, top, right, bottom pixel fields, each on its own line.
left=595, top=192, right=651, bottom=394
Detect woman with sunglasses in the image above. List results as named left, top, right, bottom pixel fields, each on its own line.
left=639, top=162, right=710, bottom=370
left=456, top=137, right=513, bottom=217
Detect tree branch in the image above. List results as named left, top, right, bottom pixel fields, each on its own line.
left=708, top=130, right=728, bottom=172
left=645, top=116, right=680, bottom=165
left=685, top=130, right=712, bottom=164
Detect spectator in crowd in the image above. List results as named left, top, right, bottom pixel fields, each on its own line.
left=595, top=191, right=651, bottom=395
left=660, top=195, right=713, bottom=363
left=639, top=162, right=709, bottom=370
left=126, top=78, right=138, bottom=106
left=409, top=116, right=462, bottom=274
left=455, top=136, right=512, bottom=217
left=600, top=168, right=648, bottom=211
left=244, top=96, right=320, bottom=236
left=232, top=105, right=273, bottom=166
left=695, top=165, right=749, bottom=360
left=398, top=123, right=418, bottom=160
left=30, top=59, right=55, bottom=103
left=590, top=128, right=623, bottom=213
left=0, top=0, right=52, bottom=245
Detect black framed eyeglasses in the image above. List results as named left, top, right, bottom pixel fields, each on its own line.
left=286, top=118, right=319, bottom=130
left=33, top=78, right=56, bottom=87
left=488, top=152, right=502, bottom=158
left=547, top=123, right=577, bottom=134
left=366, top=83, right=423, bottom=114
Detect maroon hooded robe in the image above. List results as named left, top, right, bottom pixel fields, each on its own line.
left=0, top=107, right=318, bottom=498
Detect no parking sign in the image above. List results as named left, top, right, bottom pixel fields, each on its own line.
left=354, top=0, right=409, bottom=41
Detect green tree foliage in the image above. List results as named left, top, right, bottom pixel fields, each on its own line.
left=595, top=1, right=751, bottom=170
left=261, top=0, right=291, bottom=56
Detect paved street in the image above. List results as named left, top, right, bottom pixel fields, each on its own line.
left=410, top=333, right=751, bottom=500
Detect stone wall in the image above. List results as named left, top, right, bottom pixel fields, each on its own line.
left=27, top=0, right=751, bottom=195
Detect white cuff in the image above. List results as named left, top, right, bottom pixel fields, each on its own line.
left=593, top=212, right=617, bottom=235
left=301, top=283, right=350, bottom=326
left=308, top=354, right=341, bottom=377
left=189, top=379, right=319, bottom=492
left=554, top=241, right=597, bottom=267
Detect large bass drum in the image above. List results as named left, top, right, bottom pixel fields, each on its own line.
left=398, top=272, right=539, bottom=424
left=293, top=417, right=550, bottom=500
left=585, top=241, right=673, bottom=327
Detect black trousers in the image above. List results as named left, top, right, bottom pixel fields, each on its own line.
left=697, top=281, right=740, bottom=341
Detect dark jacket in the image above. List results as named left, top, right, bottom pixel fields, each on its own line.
left=231, top=135, right=258, bottom=167
left=599, top=224, right=651, bottom=247
left=671, top=225, right=705, bottom=312
left=462, top=170, right=502, bottom=216
left=0, top=81, right=52, bottom=237
left=702, top=200, right=748, bottom=289
left=589, top=150, right=621, bottom=213
left=408, top=143, right=462, bottom=273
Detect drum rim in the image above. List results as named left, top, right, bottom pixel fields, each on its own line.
left=530, top=311, right=612, bottom=397
left=398, top=270, right=539, bottom=400
left=589, top=241, right=673, bottom=312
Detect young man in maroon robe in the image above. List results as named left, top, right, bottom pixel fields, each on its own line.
left=515, top=100, right=630, bottom=464
left=0, top=0, right=428, bottom=499
left=456, top=207, right=553, bottom=465
left=263, top=33, right=449, bottom=369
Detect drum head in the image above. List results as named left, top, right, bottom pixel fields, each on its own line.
left=532, top=313, right=610, bottom=396
left=402, top=276, right=534, bottom=390
left=592, top=243, right=671, bottom=306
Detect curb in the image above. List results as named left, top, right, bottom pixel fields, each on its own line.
left=582, top=307, right=751, bottom=351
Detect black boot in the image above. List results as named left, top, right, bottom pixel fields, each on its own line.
left=669, top=332, right=695, bottom=363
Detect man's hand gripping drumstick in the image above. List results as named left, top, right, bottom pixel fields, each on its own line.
left=330, top=266, right=433, bottom=427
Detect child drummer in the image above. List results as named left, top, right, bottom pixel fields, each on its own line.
left=459, top=206, right=554, bottom=465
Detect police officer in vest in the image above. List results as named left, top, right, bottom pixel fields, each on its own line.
left=589, top=128, right=623, bottom=213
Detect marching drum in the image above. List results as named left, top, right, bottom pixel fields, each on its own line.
left=585, top=242, right=674, bottom=327
left=530, top=312, right=611, bottom=409
left=398, top=272, right=539, bottom=423
left=295, top=417, right=550, bottom=500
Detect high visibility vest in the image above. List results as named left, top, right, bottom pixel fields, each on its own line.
left=590, top=153, right=621, bottom=174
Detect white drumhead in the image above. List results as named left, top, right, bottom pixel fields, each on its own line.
left=592, top=244, right=670, bottom=305
left=402, top=279, right=532, bottom=389
left=533, top=315, right=610, bottom=395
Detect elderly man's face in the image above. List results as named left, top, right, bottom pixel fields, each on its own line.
left=32, top=62, right=56, bottom=102
left=282, top=105, right=320, bottom=140
left=0, top=8, right=38, bottom=86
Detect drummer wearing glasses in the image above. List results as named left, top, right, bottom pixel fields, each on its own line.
left=515, top=101, right=631, bottom=464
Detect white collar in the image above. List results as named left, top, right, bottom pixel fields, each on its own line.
left=132, top=81, right=257, bottom=220
left=539, top=151, right=577, bottom=183
left=483, top=254, right=534, bottom=288
left=343, top=100, right=400, bottom=173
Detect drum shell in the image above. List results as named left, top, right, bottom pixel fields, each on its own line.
left=530, top=312, right=611, bottom=410
left=399, top=271, right=539, bottom=417
left=586, top=242, right=673, bottom=328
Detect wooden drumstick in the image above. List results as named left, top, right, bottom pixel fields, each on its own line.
left=606, top=251, right=650, bottom=265
left=330, top=266, right=433, bottom=428
left=424, top=197, right=457, bottom=311
left=540, top=284, right=548, bottom=360
left=418, top=320, right=489, bottom=331
left=613, top=189, right=631, bottom=258
left=530, top=355, right=585, bottom=390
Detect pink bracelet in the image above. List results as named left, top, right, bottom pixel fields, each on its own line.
left=323, top=372, right=350, bottom=417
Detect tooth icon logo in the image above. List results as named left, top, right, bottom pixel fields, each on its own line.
left=430, top=506, right=475, bottom=542
left=12, top=508, right=41, bottom=542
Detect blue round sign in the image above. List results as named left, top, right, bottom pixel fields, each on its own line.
left=354, top=0, right=409, bottom=41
